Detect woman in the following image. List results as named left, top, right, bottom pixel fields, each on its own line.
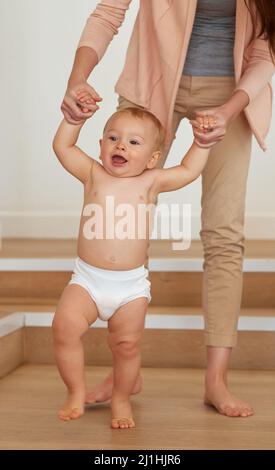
left=61, top=0, right=275, bottom=417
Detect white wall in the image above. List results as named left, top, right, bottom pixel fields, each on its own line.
left=1, top=0, right=275, bottom=239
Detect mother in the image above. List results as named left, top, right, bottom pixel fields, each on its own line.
left=61, top=0, right=275, bottom=417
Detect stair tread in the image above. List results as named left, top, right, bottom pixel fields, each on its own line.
left=0, top=304, right=274, bottom=318
left=1, top=238, right=275, bottom=259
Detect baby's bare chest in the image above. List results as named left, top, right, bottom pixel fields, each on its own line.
left=84, top=173, right=157, bottom=209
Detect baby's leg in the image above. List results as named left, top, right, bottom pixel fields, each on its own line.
left=107, top=297, right=148, bottom=429
left=52, top=284, right=98, bottom=421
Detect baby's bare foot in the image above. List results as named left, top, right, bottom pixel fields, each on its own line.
left=111, top=396, right=135, bottom=429
left=204, top=381, right=254, bottom=418
left=58, top=391, right=85, bottom=421
left=85, top=374, right=142, bottom=404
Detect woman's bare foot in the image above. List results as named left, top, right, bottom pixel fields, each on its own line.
left=111, top=395, right=135, bottom=429
left=85, top=373, right=142, bottom=404
left=204, top=380, right=254, bottom=418
left=58, top=391, right=85, bottom=421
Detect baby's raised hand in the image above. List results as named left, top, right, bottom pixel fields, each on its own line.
left=76, top=89, right=97, bottom=113
left=189, top=114, right=220, bottom=148
left=189, top=115, right=217, bottom=133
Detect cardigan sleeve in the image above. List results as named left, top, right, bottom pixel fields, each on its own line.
left=234, top=35, right=275, bottom=102
left=77, top=0, right=132, bottom=62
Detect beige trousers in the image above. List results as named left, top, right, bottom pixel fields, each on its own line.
left=116, top=75, right=252, bottom=347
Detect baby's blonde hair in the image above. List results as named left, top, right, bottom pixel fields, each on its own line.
left=103, top=107, right=165, bottom=151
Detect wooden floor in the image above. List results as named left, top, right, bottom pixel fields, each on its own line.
left=0, top=365, right=275, bottom=450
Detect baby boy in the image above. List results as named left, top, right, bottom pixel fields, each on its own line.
left=52, top=100, right=214, bottom=429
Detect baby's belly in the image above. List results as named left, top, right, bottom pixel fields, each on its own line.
left=77, top=203, right=153, bottom=269
left=77, top=237, right=150, bottom=270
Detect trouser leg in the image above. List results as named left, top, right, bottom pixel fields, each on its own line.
left=200, top=113, right=252, bottom=347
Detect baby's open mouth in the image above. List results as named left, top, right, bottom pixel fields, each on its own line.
left=111, top=155, right=128, bottom=165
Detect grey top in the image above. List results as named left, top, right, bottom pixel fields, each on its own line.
left=183, top=0, right=236, bottom=76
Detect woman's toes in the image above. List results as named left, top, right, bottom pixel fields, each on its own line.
left=224, top=406, right=234, bottom=416
left=241, top=407, right=253, bottom=417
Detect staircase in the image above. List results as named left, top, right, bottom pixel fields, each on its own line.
left=1, top=238, right=275, bottom=378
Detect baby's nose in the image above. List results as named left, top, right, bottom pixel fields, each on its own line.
left=116, top=141, right=126, bottom=150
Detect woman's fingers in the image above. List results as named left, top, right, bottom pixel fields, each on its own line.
left=193, top=128, right=225, bottom=145
left=62, top=97, right=95, bottom=121
left=75, top=86, right=102, bottom=102
left=189, top=119, right=200, bottom=129
left=76, top=92, right=90, bottom=101
left=62, top=108, right=85, bottom=125
left=61, top=83, right=102, bottom=122
left=208, top=116, right=217, bottom=129
left=190, top=116, right=218, bottom=131
left=192, top=107, right=228, bottom=144
left=76, top=92, right=95, bottom=104
left=76, top=98, right=99, bottom=112
left=74, top=88, right=101, bottom=111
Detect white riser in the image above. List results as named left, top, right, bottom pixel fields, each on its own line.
left=1, top=257, right=275, bottom=272
left=2, top=311, right=275, bottom=339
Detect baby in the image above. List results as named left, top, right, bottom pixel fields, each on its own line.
left=52, top=99, right=214, bottom=429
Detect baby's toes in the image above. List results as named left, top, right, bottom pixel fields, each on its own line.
left=58, top=409, right=71, bottom=421
left=69, top=408, right=83, bottom=420
left=111, top=418, right=120, bottom=429
left=111, top=418, right=135, bottom=429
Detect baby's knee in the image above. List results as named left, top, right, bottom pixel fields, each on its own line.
left=109, top=334, right=140, bottom=358
left=52, top=313, right=82, bottom=343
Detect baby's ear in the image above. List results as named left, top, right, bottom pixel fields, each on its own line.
left=147, top=150, right=161, bottom=169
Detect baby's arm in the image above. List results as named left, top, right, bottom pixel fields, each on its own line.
left=52, top=119, right=94, bottom=184
left=153, top=142, right=210, bottom=193
left=151, top=115, right=215, bottom=194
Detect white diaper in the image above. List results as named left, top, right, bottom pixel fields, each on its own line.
left=68, top=257, right=151, bottom=321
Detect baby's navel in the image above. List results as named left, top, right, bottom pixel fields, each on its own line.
left=110, top=255, right=116, bottom=263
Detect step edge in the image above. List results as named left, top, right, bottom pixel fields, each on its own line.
left=1, top=311, right=275, bottom=339
left=1, top=258, right=275, bottom=272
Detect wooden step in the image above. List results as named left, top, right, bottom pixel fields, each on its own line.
left=0, top=271, right=274, bottom=307
left=1, top=238, right=275, bottom=258
left=1, top=306, right=275, bottom=373
left=0, top=329, right=24, bottom=379
left=21, top=322, right=275, bottom=370
left=1, top=239, right=274, bottom=307
left=1, top=303, right=275, bottom=317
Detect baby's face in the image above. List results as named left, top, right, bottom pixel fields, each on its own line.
left=99, top=114, right=160, bottom=177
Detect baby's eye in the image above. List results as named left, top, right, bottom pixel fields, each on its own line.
left=109, top=136, right=117, bottom=141
left=130, top=140, right=140, bottom=145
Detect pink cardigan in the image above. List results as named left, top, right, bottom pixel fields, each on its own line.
left=78, top=0, right=275, bottom=151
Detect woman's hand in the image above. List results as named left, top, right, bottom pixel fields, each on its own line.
left=61, top=82, right=102, bottom=125
left=189, top=90, right=250, bottom=148
left=189, top=105, right=231, bottom=148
